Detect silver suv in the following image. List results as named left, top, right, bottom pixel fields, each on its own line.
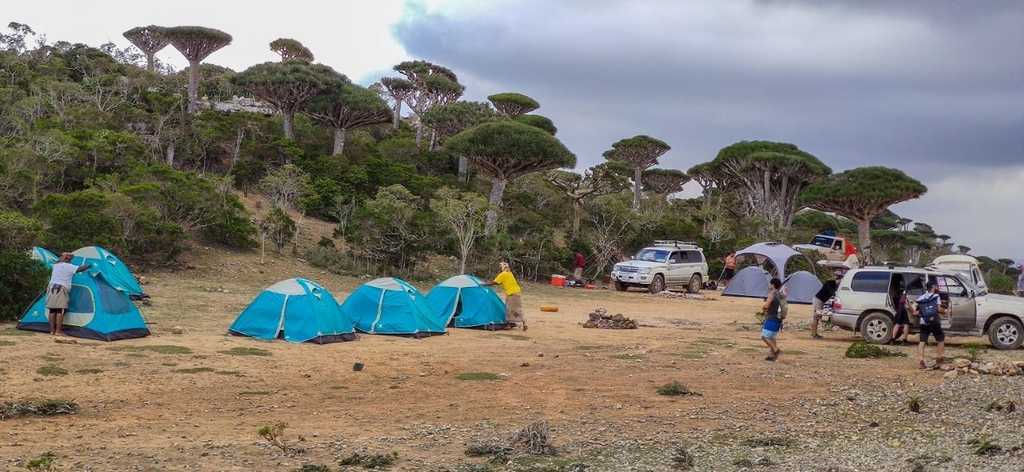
left=828, top=266, right=1024, bottom=350
left=611, top=241, right=708, bottom=294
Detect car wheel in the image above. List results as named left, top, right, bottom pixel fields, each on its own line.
left=648, top=274, right=666, bottom=294
left=860, top=312, right=893, bottom=345
left=614, top=281, right=628, bottom=292
left=988, top=317, right=1023, bottom=350
left=687, top=274, right=702, bottom=294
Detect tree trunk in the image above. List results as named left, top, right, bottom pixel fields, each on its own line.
left=165, top=142, right=175, bottom=167
left=415, top=123, right=423, bottom=149
left=283, top=112, right=295, bottom=140
left=229, top=128, right=243, bottom=172
left=571, top=200, right=583, bottom=240
left=392, top=101, right=401, bottom=129
left=858, top=218, right=872, bottom=265
left=458, top=156, right=469, bottom=182
left=429, top=129, right=437, bottom=151
left=632, top=166, right=642, bottom=210
left=187, top=60, right=200, bottom=113
left=332, top=127, right=347, bottom=156
left=459, top=247, right=468, bottom=275
left=484, top=177, right=508, bottom=235
left=145, top=53, right=156, bottom=73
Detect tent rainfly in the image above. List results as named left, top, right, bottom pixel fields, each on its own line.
left=722, top=242, right=822, bottom=304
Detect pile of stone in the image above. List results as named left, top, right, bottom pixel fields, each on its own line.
left=583, top=308, right=638, bottom=329
left=655, top=291, right=708, bottom=300
left=939, top=358, right=1024, bottom=378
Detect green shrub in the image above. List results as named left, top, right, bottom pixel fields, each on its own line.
left=339, top=451, right=398, bottom=469
left=34, top=189, right=119, bottom=251
left=0, top=250, right=49, bottom=321
left=845, top=341, right=907, bottom=359
left=656, top=381, right=702, bottom=397
left=260, top=206, right=296, bottom=253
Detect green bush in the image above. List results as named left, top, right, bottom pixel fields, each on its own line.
left=845, top=341, right=907, bottom=359
left=0, top=250, right=49, bottom=321
left=34, top=190, right=119, bottom=251
left=260, top=206, right=296, bottom=252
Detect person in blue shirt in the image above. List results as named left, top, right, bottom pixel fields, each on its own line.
left=912, top=281, right=948, bottom=369
left=760, top=278, right=785, bottom=361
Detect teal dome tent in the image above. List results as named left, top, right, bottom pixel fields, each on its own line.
left=426, top=274, right=508, bottom=329
left=30, top=247, right=58, bottom=268
left=18, top=270, right=150, bottom=341
left=229, top=278, right=355, bottom=344
left=341, top=277, right=446, bottom=336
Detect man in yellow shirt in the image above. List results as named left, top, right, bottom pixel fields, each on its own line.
left=484, top=261, right=526, bottom=331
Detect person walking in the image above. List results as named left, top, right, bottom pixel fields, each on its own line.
left=573, top=251, right=586, bottom=281
left=760, top=278, right=785, bottom=361
left=890, top=279, right=911, bottom=345
left=722, top=251, right=737, bottom=287
left=1016, top=270, right=1024, bottom=297
left=810, top=275, right=838, bottom=339
left=484, top=261, right=527, bottom=331
left=912, top=281, right=947, bottom=369
left=46, top=253, right=91, bottom=336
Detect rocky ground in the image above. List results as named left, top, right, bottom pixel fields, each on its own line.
left=1, top=245, right=1022, bottom=471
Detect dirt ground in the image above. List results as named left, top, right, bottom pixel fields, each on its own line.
left=1, top=245, right=1021, bottom=471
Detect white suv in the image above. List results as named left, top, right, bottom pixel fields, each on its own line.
left=828, top=266, right=1024, bottom=350
left=611, top=241, right=708, bottom=294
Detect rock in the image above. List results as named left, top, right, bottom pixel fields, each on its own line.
left=953, top=358, right=971, bottom=369
left=943, top=370, right=959, bottom=380
left=170, top=326, right=185, bottom=335
left=353, top=362, right=364, bottom=372
left=582, top=308, right=639, bottom=329
left=537, top=352, right=545, bottom=357
left=520, top=362, right=530, bottom=367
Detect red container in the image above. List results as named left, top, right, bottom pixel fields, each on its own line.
left=550, top=274, right=566, bottom=287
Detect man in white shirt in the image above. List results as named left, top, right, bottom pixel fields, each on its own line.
left=46, top=253, right=90, bottom=336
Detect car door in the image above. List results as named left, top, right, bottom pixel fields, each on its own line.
left=667, top=251, right=685, bottom=287
left=935, top=275, right=977, bottom=331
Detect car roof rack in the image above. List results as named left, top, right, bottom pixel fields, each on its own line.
left=653, top=240, right=699, bottom=249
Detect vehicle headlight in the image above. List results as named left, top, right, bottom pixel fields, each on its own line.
left=637, top=268, right=651, bottom=274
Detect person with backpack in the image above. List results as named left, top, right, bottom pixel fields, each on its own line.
left=912, top=281, right=948, bottom=369
left=760, top=278, right=786, bottom=361
left=810, top=275, right=838, bottom=339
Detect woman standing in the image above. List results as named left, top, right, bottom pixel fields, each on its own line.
left=485, top=261, right=527, bottom=331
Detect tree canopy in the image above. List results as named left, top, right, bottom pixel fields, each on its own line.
left=308, top=82, right=392, bottom=155
left=122, top=25, right=169, bottom=72
left=514, top=114, right=557, bottom=135
left=801, top=166, right=927, bottom=263
left=232, top=61, right=347, bottom=139
left=704, top=140, right=830, bottom=232
left=488, top=92, right=540, bottom=118
left=270, top=38, right=313, bottom=62
left=421, top=101, right=498, bottom=143
left=164, top=26, right=232, bottom=112
left=603, top=135, right=671, bottom=209
left=446, top=120, right=576, bottom=233
left=642, top=168, right=690, bottom=197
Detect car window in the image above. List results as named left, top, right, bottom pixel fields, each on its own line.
left=636, top=249, right=669, bottom=263
left=811, top=236, right=833, bottom=248
left=686, top=251, right=703, bottom=263
left=901, top=273, right=927, bottom=296
left=668, top=251, right=683, bottom=263
left=851, top=271, right=891, bottom=293
left=832, top=241, right=842, bottom=250
left=936, top=275, right=968, bottom=297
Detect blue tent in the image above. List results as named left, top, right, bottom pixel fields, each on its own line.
left=426, top=274, right=508, bottom=329
left=72, top=246, right=145, bottom=298
left=341, top=277, right=446, bottom=336
left=30, top=247, right=58, bottom=268
left=229, top=278, right=355, bottom=344
left=17, top=270, right=150, bottom=341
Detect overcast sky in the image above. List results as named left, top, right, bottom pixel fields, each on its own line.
left=7, top=0, right=1022, bottom=258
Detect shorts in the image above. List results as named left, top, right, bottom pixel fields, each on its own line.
left=812, top=299, right=823, bottom=318
left=573, top=267, right=583, bottom=279
left=894, top=308, right=909, bottom=325
left=45, top=284, right=70, bottom=310
left=762, top=319, right=781, bottom=339
left=919, top=321, right=944, bottom=343
left=723, top=268, right=735, bottom=280
left=505, top=294, right=525, bottom=323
